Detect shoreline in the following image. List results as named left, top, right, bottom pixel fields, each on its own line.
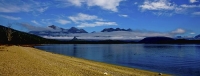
left=0, top=45, right=171, bottom=76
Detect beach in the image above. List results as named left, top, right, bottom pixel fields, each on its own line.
left=0, top=45, right=170, bottom=76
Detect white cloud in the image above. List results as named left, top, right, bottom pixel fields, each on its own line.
left=41, top=19, right=56, bottom=26
left=0, top=15, right=21, bottom=20
left=37, top=7, right=49, bottom=13
left=192, top=12, right=200, bottom=15
left=67, top=0, right=83, bottom=6
left=44, top=30, right=183, bottom=40
left=44, top=28, right=189, bottom=40
left=190, top=0, right=198, bottom=3
left=119, top=14, right=128, bottom=17
left=134, top=2, right=138, bottom=5
left=180, top=4, right=200, bottom=8
left=57, top=0, right=123, bottom=12
left=77, top=22, right=117, bottom=28
left=190, top=32, right=195, bottom=34
left=0, top=0, right=48, bottom=13
left=69, top=13, right=118, bottom=28
left=69, top=13, right=103, bottom=23
left=139, top=0, right=176, bottom=11
left=56, top=19, right=71, bottom=25
left=138, top=0, right=193, bottom=15
left=0, top=4, right=30, bottom=13
left=179, top=4, right=200, bottom=15
left=171, top=28, right=186, bottom=34
left=31, top=20, right=41, bottom=25
left=86, top=0, right=123, bottom=12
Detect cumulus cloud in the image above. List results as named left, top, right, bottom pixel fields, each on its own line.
left=139, top=0, right=176, bottom=11
left=68, top=13, right=118, bottom=28
left=171, top=28, right=186, bottom=34
left=56, top=19, right=71, bottom=25
left=57, top=0, right=123, bottom=12
left=77, top=22, right=117, bottom=28
left=138, top=0, right=188, bottom=16
left=69, top=13, right=103, bottom=23
left=190, top=0, right=198, bottom=3
left=0, top=15, right=21, bottom=20
left=86, top=0, right=122, bottom=12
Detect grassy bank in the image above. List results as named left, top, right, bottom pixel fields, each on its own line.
left=0, top=46, right=171, bottom=76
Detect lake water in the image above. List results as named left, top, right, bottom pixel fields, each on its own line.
left=35, top=44, right=200, bottom=76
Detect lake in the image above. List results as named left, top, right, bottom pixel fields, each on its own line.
left=35, top=44, right=200, bottom=76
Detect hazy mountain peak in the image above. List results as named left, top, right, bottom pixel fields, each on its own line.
left=48, top=25, right=57, bottom=30
left=195, top=34, right=200, bottom=39
left=101, top=28, right=132, bottom=32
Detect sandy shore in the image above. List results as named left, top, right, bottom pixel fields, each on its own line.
left=0, top=46, right=171, bottom=76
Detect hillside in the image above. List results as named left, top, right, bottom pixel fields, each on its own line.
left=139, top=36, right=200, bottom=44
left=0, top=25, right=60, bottom=44
left=139, top=37, right=175, bottom=44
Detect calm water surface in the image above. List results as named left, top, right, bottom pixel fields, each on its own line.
left=35, top=44, right=200, bottom=76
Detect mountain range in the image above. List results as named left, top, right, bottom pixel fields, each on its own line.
left=1, top=25, right=200, bottom=44
left=28, top=25, right=200, bottom=40
left=29, top=25, right=88, bottom=36
left=29, top=25, right=133, bottom=36
left=101, top=28, right=132, bottom=32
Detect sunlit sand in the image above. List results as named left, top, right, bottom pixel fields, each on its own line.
left=0, top=46, right=170, bottom=76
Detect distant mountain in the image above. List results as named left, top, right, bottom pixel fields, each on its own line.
left=48, top=25, right=57, bottom=30
left=101, top=28, right=132, bottom=32
left=68, top=27, right=88, bottom=33
left=29, top=25, right=88, bottom=36
left=139, top=37, right=175, bottom=44
left=0, top=25, right=60, bottom=44
left=195, top=34, right=200, bottom=39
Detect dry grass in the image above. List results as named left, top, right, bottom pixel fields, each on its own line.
left=0, top=46, right=171, bottom=76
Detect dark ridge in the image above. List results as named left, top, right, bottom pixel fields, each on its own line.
left=139, top=36, right=200, bottom=44
left=0, top=25, right=61, bottom=44
left=139, top=37, right=175, bottom=44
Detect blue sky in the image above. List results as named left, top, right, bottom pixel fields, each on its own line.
left=0, top=0, right=200, bottom=37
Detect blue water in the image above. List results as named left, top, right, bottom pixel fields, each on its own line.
left=35, top=44, right=200, bottom=76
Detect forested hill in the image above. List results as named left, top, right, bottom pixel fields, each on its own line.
left=0, top=25, right=60, bottom=44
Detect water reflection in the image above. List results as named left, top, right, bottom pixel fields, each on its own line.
left=73, top=44, right=77, bottom=56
